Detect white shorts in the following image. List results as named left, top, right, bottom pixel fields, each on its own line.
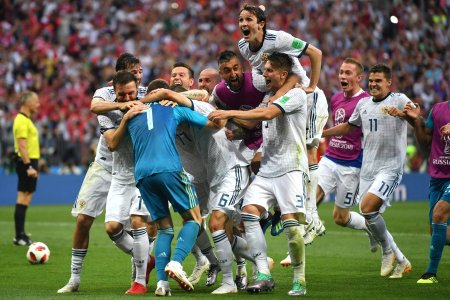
left=306, top=88, right=329, bottom=146
left=243, top=171, right=307, bottom=222
left=210, top=166, right=250, bottom=223
left=193, top=181, right=210, bottom=218
left=105, top=178, right=151, bottom=225
left=318, top=156, right=360, bottom=208
left=71, top=161, right=111, bottom=218
left=359, top=172, right=403, bottom=213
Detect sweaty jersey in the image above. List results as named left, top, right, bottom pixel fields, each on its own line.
left=92, top=86, right=147, bottom=172
left=348, top=92, right=411, bottom=179
left=426, top=101, right=450, bottom=178
left=190, top=100, right=248, bottom=187
left=212, top=72, right=266, bottom=150
left=325, top=89, right=370, bottom=166
left=238, top=29, right=310, bottom=87
left=127, top=103, right=208, bottom=183
left=258, top=88, right=308, bottom=178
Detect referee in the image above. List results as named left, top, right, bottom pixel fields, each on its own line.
left=13, top=91, right=40, bottom=246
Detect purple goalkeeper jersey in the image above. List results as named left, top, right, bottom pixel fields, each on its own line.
left=325, top=90, right=370, bottom=163
left=214, top=72, right=266, bottom=150
left=427, top=101, right=450, bottom=178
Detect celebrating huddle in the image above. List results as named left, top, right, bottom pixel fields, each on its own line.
left=56, top=4, right=449, bottom=297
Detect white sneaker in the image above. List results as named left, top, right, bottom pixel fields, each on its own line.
left=187, top=259, right=210, bottom=286
left=367, top=232, right=379, bottom=253
left=280, top=253, right=291, bottom=267
left=389, top=257, right=412, bottom=279
left=380, top=251, right=396, bottom=277
left=154, top=280, right=171, bottom=296
left=57, top=280, right=80, bottom=293
left=165, top=261, right=193, bottom=291
left=211, top=282, right=238, bottom=294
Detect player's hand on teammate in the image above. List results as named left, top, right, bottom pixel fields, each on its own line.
left=225, top=128, right=245, bottom=141
left=159, top=99, right=178, bottom=107
left=119, top=101, right=142, bottom=112
left=208, top=110, right=232, bottom=121
left=123, top=102, right=148, bottom=120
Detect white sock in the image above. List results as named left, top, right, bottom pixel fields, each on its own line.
left=192, top=245, right=208, bottom=266
left=306, top=165, right=319, bottom=223
left=364, top=213, right=391, bottom=254
left=386, top=230, right=405, bottom=261
left=211, top=230, right=234, bottom=285
left=197, top=226, right=219, bottom=265
left=110, top=229, right=133, bottom=255
left=70, top=248, right=87, bottom=282
left=345, top=211, right=368, bottom=230
left=231, top=235, right=255, bottom=264
left=132, top=227, right=150, bottom=285
left=242, top=213, right=269, bottom=275
left=148, top=236, right=155, bottom=255
left=283, top=220, right=305, bottom=283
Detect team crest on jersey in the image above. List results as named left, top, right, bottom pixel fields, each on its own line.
left=261, top=52, right=270, bottom=62
left=77, top=199, right=87, bottom=210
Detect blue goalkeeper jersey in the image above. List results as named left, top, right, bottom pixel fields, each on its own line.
left=127, top=102, right=208, bottom=182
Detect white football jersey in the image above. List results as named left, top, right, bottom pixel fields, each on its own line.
left=258, top=88, right=309, bottom=178
left=238, top=29, right=310, bottom=87
left=95, top=86, right=148, bottom=183
left=190, top=100, right=248, bottom=187
left=348, top=92, right=411, bottom=179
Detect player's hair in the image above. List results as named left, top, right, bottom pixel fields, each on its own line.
left=170, top=84, right=188, bottom=93
left=217, top=50, right=240, bottom=66
left=369, top=64, right=392, bottom=80
left=147, top=79, right=170, bottom=93
left=172, top=62, right=195, bottom=79
left=343, top=57, right=364, bottom=75
left=240, top=4, right=266, bottom=32
left=116, top=53, right=141, bottom=72
left=19, top=91, right=37, bottom=106
left=112, top=71, right=138, bottom=89
left=267, top=52, right=293, bottom=74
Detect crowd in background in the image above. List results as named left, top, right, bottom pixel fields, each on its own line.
left=0, top=0, right=448, bottom=174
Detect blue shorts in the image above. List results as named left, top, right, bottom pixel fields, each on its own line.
left=137, top=171, right=198, bottom=221
left=428, top=177, right=450, bottom=225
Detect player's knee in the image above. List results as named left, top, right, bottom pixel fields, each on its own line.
left=76, top=214, right=95, bottom=230
left=130, top=215, right=146, bottom=229
left=208, top=214, right=226, bottom=232
left=104, top=221, right=123, bottom=236
left=333, top=210, right=349, bottom=226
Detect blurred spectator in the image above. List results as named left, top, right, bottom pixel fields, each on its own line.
left=0, top=0, right=448, bottom=173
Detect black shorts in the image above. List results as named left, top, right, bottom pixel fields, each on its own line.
left=15, top=158, right=38, bottom=193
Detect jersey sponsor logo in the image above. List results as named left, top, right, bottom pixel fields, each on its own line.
left=292, top=38, right=305, bottom=49
left=279, top=95, right=290, bottom=104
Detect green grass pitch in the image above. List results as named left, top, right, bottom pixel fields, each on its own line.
left=0, top=202, right=448, bottom=299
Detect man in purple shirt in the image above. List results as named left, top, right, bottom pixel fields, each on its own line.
left=404, top=100, right=450, bottom=284
left=316, top=58, right=377, bottom=252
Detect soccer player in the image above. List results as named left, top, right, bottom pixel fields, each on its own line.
left=99, top=69, right=155, bottom=295
left=401, top=101, right=449, bottom=284
left=311, top=59, right=376, bottom=247
left=237, top=4, right=328, bottom=243
left=13, top=91, right=40, bottom=246
left=120, top=71, right=223, bottom=296
left=167, top=62, right=221, bottom=287
left=170, top=62, right=195, bottom=90
left=58, top=53, right=153, bottom=294
left=209, top=52, right=309, bottom=296
left=322, top=64, right=412, bottom=279
left=141, top=87, right=255, bottom=294
left=198, top=68, right=221, bottom=95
